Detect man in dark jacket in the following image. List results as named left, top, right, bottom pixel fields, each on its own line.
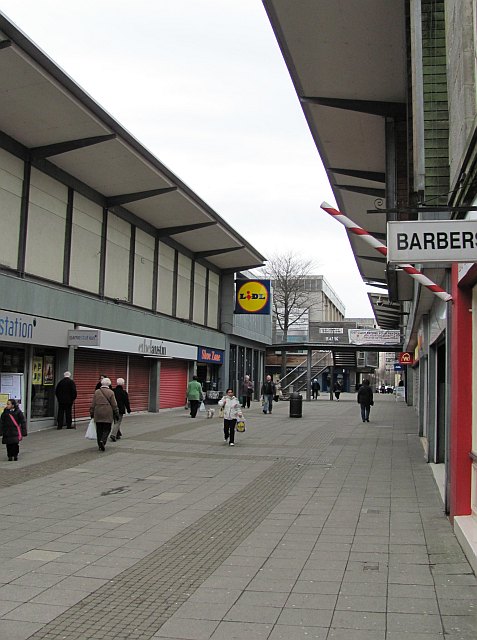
left=261, top=375, right=276, bottom=414
left=55, top=371, right=77, bottom=429
left=110, top=378, right=131, bottom=441
left=357, top=379, right=374, bottom=422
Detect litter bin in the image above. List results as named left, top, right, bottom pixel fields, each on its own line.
left=289, top=392, right=303, bottom=418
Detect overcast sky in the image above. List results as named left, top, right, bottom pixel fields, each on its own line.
left=1, top=0, right=378, bottom=317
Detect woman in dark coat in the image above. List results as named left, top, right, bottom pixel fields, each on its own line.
left=90, top=378, right=119, bottom=451
left=0, top=399, right=27, bottom=461
left=357, top=379, right=374, bottom=422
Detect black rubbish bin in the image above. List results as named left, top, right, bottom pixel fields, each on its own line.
left=289, top=392, right=303, bottom=418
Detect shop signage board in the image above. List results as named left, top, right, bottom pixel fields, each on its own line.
left=398, top=351, right=414, bottom=365
left=348, top=329, right=401, bottom=346
left=197, top=347, right=224, bottom=364
left=0, top=309, right=73, bottom=347
left=234, top=280, right=271, bottom=314
left=78, top=327, right=198, bottom=360
left=387, top=220, right=477, bottom=264
left=68, top=329, right=101, bottom=346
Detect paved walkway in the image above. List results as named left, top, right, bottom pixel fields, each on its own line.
left=0, top=394, right=475, bottom=639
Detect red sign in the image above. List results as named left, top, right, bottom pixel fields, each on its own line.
left=398, top=352, right=414, bottom=365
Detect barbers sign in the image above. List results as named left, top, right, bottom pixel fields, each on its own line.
left=387, top=220, right=477, bottom=264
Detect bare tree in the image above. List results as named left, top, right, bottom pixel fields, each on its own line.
left=260, top=252, right=315, bottom=378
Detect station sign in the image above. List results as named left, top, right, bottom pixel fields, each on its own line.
left=387, top=220, right=477, bottom=264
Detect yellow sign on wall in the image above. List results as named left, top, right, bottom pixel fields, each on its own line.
left=235, top=280, right=271, bottom=314
left=32, top=357, right=43, bottom=385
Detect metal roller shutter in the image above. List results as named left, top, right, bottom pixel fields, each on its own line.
left=160, top=360, right=188, bottom=409
left=127, top=356, right=150, bottom=412
left=73, top=350, right=127, bottom=419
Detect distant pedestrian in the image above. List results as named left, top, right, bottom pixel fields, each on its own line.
left=90, top=378, right=119, bottom=451
left=311, top=379, right=320, bottom=399
left=186, top=375, right=203, bottom=418
left=55, top=371, right=77, bottom=430
left=333, top=381, right=342, bottom=401
left=218, top=388, right=242, bottom=446
left=0, top=399, right=27, bottom=461
left=110, top=378, right=131, bottom=442
left=240, top=375, right=254, bottom=408
left=357, top=379, right=373, bottom=422
left=261, top=375, right=276, bottom=414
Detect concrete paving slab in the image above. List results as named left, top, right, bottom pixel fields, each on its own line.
left=0, top=397, right=473, bottom=640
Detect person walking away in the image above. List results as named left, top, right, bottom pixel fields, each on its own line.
left=333, top=381, right=342, bottom=401
left=110, top=378, right=131, bottom=442
left=261, top=375, right=276, bottom=414
left=90, top=377, right=119, bottom=451
left=218, top=388, right=242, bottom=446
left=240, top=375, right=254, bottom=408
left=357, top=379, right=373, bottom=422
left=186, top=375, right=203, bottom=418
left=55, top=371, right=77, bottom=429
left=0, top=399, right=27, bottom=461
left=311, top=379, right=320, bottom=399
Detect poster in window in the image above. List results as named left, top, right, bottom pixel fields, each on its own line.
left=43, top=356, right=55, bottom=386
left=32, top=357, right=43, bottom=385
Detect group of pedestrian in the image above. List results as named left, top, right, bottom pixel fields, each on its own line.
left=90, top=375, right=131, bottom=451
left=53, top=371, right=131, bottom=453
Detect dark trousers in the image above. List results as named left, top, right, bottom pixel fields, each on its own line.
left=360, top=404, right=370, bottom=422
left=57, top=403, right=73, bottom=428
left=96, top=422, right=112, bottom=447
left=190, top=400, right=200, bottom=417
left=241, top=395, right=251, bottom=408
left=224, top=419, right=236, bottom=444
left=6, top=443, right=19, bottom=459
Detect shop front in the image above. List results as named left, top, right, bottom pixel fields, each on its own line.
left=196, top=346, right=224, bottom=402
left=73, top=328, right=197, bottom=415
left=0, top=309, right=73, bottom=429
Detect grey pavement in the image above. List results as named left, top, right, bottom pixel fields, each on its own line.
left=0, top=394, right=475, bottom=639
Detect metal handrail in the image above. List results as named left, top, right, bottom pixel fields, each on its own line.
left=279, top=352, right=330, bottom=392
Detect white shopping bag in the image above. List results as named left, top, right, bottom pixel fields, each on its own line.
left=199, top=401, right=206, bottom=412
left=85, top=418, right=97, bottom=440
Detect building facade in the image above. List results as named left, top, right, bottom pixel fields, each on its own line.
left=0, top=15, right=268, bottom=430
left=263, top=0, right=477, bottom=571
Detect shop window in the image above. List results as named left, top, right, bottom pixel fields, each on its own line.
left=0, top=347, right=25, bottom=408
left=31, top=349, right=56, bottom=418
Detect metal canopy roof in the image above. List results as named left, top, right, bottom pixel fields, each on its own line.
left=0, top=13, right=265, bottom=273
left=263, top=0, right=408, bottom=327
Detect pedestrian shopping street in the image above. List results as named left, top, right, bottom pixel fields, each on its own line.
left=0, top=394, right=475, bottom=639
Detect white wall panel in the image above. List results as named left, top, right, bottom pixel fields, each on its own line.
left=0, top=148, right=23, bottom=269
left=104, top=213, right=131, bottom=301
left=157, top=242, right=174, bottom=315
left=25, top=168, right=67, bottom=282
left=133, top=228, right=155, bottom=309
left=208, top=270, right=219, bottom=329
left=193, top=263, right=206, bottom=325
left=70, top=193, right=102, bottom=293
left=176, top=253, right=191, bottom=319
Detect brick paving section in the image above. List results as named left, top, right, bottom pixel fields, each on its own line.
left=28, top=458, right=312, bottom=640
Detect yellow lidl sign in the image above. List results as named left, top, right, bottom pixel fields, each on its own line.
left=235, top=280, right=271, bottom=314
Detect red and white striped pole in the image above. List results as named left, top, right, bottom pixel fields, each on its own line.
left=321, top=202, right=452, bottom=302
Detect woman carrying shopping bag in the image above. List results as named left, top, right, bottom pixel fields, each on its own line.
left=218, top=388, right=242, bottom=446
